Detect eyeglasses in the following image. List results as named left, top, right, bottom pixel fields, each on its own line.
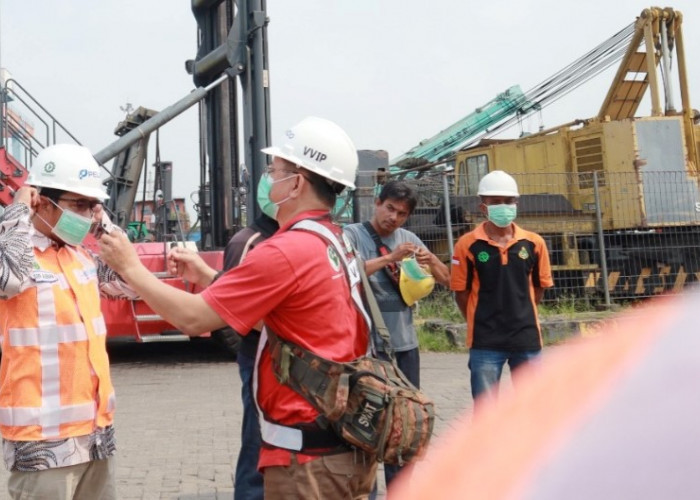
left=265, top=165, right=297, bottom=176
left=57, top=197, right=100, bottom=212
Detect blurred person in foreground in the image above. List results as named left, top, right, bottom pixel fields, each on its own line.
left=389, top=290, right=700, bottom=499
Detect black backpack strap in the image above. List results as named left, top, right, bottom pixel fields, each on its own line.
left=361, top=222, right=407, bottom=307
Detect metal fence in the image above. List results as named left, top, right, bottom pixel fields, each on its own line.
left=344, top=169, right=700, bottom=306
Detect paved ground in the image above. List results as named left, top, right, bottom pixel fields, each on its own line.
left=0, top=340, right=482, bottom=499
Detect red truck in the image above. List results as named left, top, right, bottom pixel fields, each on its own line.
left=0, top=0, right=269, bottom=352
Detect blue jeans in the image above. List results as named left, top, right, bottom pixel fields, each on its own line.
left=370, top=348, right=420, bottom=499
left=468, top=348, right=541, bottom=401
left=233, top=350, right=264, bottom=500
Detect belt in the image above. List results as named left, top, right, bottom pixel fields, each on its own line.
left=263, top=421, right=348, bottom=454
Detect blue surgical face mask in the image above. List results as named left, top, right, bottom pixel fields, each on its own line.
left=486, top=204, right=517, bottom=228
left=256, top=172, right=298, bottom=220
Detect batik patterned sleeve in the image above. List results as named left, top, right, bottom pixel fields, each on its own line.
left=93, top=253, right=140, bottom=299
left=0, top=204, right=35, bottom=299
left=87, top=215, right=140, bottom=299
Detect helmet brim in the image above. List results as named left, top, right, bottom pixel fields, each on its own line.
left=29, top=179, right=110, bottom=201
left=261, top=146, right=356, bottom=190
left=477, top=191, right=520, bottom=197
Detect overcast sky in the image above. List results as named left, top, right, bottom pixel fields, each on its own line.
left=3, top=1, right=700, bottom=218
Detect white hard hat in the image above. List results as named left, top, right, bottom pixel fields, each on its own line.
left=27, top=144, right=109, bottom=200
left=262, top=116, right=358, bottom=190
left=477, top=170, right=519, bottom=197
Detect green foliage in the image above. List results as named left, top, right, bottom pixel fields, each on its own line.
left=539, top=294, right=598, bottom=318
left=415, top=288, right=462, bottom=323
left=415, top=289, right=465, bottom=352
left=417, top=324, right=463, bottom=352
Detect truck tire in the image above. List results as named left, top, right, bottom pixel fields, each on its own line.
left=212, top=327, right=241, bottom=358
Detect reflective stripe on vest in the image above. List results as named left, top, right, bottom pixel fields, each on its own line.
left=233, top=227, right=305, bottom=450
left=254, top=328, right=304, bottom=451
left=0, top=245, right=115, bottom=440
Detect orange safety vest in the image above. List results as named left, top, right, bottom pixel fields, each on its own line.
left=0, top=244, right=115, bottom=441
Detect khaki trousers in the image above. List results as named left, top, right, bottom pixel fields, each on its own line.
left=7, top=457, right=116, bottom=500
left=264, top=451, right=377, bottom=500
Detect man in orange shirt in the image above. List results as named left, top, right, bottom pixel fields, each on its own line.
left=99, top=117, right=377, bottom=498
left=451, top=170, right=553, bottom=406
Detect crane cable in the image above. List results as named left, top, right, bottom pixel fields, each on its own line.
left=435, top=22, right=637, bottom=159
left=477, top=22, right=636, bottom=145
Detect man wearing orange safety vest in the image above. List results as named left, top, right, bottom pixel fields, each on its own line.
left=0, top=144, right=137, bottom=499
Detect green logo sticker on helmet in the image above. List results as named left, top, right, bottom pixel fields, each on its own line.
left=518, top=246, right=530, bottom=260
left=327, top=246, right=341, bottom=272
left=43, top=161, right=56, bottom=174
left=477, top=251, right=490, bottom=263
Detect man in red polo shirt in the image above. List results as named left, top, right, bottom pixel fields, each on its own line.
left=451, top=170, right=553, bottom=409
left=98, top=117, right=377, bottom=498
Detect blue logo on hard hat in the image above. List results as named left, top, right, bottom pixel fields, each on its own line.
left=79, top=169, right=100, bottom=180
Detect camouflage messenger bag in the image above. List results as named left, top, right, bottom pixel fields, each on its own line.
left=268, top=330, right=434, bottom=465
left=267, top=220, right=435, bottom=465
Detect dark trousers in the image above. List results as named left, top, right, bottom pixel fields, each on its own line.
left=233, top=349, right=264, bottom=500
left=371, top=347, right=420, bottom=498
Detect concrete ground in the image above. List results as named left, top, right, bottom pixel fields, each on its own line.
left=0, top=341, right=485, bottom=499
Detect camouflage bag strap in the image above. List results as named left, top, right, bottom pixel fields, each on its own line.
left=267, top=327, right=351, bottom=421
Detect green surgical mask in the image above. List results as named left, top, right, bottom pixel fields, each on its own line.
left=45, top=198, right=93, bottom=246
left=487, top=204, right=517, bottom=228
left=401, top=256, right=431, bottom=280
left=256, top=173, right=278, bottom=219
left=53, top=209, right=92, bottom=246
left=256, top=172, right=298, bottom=220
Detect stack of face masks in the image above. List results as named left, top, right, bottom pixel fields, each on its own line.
left=401, top=256, right=432, bottom=280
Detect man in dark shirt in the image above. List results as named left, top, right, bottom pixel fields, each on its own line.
left=450, top=171, right=553, bottom=407
left=222, top=214, right=278, bottom=500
